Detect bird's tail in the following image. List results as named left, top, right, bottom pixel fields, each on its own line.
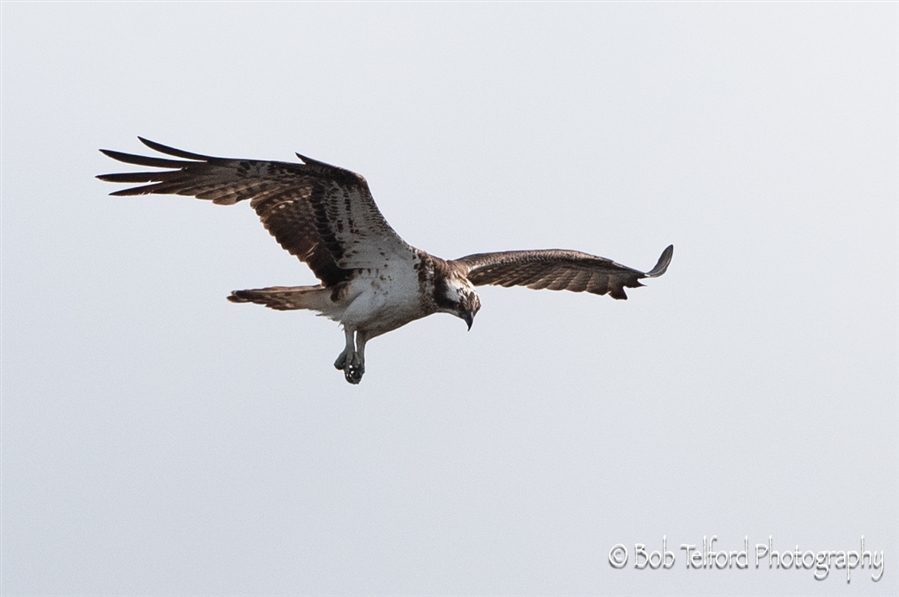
left=227, top=285, right=334, bottom=312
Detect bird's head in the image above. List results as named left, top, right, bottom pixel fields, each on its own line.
left=436, top=274, right=481, bottom=330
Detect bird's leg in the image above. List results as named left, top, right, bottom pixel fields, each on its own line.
left=344, top=330, right=368, bottom=385
left=334, top=328, right=355, bottom=372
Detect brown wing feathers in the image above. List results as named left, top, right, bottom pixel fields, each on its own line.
left=456, top=245, right=673, bottom=300
left=97, top=138, right=364, bottom=287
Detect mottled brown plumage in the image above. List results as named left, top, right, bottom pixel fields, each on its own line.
left=100, top=138, right=406, bottom=288
left=98, top=138, right=672, bottom=383
left=458, top=246, right=673, bottom=300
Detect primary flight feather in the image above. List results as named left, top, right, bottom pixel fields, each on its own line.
left=98, top=138, right=673, bottom=384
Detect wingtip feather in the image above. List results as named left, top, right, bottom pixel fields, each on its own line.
left=107, top=186, right=155, bottom=197
left=295, top=152, right=323, bottom=166
left=138, top=137, right=211, bottom=160
left=645, top=244, right=674, bottom=278
left=97, top=147, right=187, bottom=168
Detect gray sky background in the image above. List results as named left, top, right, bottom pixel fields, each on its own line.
left=2, top=2, right=896, bottom=595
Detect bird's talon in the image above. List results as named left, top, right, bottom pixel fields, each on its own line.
left=345, top=365, right=364, bottom=384
left=343, top=355, right=364, bottom=384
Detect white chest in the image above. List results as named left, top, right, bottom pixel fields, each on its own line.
left=338, top=266, right=429, bottom=333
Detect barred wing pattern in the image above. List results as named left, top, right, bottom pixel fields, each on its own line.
left=97, top=138, right=413, bottom=288
left=456, top=245, right=673, bottom=300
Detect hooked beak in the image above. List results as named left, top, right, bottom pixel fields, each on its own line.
left=463, top=310, right=474, bottom=331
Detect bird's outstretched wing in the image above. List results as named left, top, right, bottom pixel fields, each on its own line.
left=454, top=244, right=673, bottom=300
left=97, top=137, right=412, bottom=287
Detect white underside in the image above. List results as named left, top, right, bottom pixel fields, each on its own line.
left=319, top=267, right=428, bottom=339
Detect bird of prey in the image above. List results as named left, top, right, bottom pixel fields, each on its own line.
left=98, top=138, right=673, bottom=384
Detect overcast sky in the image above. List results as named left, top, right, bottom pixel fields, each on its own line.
left=2, top=2, right=897, bottom=596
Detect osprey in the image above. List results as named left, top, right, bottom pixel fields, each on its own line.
left=98, top=138, right=673, bottom=384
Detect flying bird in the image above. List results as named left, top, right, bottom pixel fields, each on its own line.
left=98, top=138, right=673, bottom=384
